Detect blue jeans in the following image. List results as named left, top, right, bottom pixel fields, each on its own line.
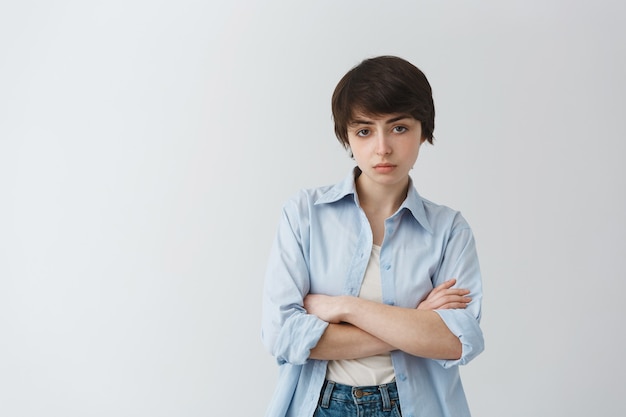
left=313, top=380, right=403, bottom=417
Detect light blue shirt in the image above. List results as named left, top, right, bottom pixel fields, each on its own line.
left=261, top=168, right=484, bottom=417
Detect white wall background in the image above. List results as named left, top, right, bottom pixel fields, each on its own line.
left=1, top=1, right=625, bottom=416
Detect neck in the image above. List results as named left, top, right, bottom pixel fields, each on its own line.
left=355, top=176, right=409, bottom=217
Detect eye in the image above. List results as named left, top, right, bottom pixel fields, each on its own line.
left=393, top=126, right=408, bottom=133
left=356, top=129, right=370, bottom=137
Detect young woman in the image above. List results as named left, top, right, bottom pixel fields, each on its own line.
left=262, top=55, right=484, bottom=417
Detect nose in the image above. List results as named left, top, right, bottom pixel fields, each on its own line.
left=375, top=132, right=392, bottom=155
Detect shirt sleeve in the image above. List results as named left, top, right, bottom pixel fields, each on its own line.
left=261, top=197, right=329, bottom=366
left=432, top=214, right=485, bottom=368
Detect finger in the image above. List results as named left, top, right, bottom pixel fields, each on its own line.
left=442, top=278, right=457, bottom=288
left=444, top=295, right=472, bottom=303
left=431, top=295, right=472, bottom=309
left=431, top=279, right=456, bottom=294
left=428, top=288, right=469, bottom=304
left=443, top=288, right=471, bottom=296
left=437, top=301, right=470, bottom=310
left=438, top=295, right=472, bottom=307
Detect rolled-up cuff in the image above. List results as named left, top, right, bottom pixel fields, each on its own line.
left=274, top=313, right=329, bottom=365
left=433, top=309, right=484, bottom=368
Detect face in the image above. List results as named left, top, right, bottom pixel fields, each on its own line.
left=347, top=112, right=425, bottom=191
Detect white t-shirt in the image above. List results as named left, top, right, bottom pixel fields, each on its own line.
left=325, top=245, right=395, bottom=386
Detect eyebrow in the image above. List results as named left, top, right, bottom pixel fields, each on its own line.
left=349, top=114, right=412, bottom=126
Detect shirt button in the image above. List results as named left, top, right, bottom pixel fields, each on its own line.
left=384, top=264, right=391, bottom=270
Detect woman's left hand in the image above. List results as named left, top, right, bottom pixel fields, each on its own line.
left=417, top=278, right=471, bottom=310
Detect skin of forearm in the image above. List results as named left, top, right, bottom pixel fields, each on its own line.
left=309, top=323, right=395, bottom=360
left=340, top=297, right=462, bottom=360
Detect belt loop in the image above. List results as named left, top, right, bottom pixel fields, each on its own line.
left=378, top=383, right=391, bottom=411
left=320, top=380, right=335, bottom=409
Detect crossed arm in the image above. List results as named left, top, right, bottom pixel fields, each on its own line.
left=304, top=279, right=471, bottom=361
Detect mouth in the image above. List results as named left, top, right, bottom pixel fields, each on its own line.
left=373, top=163, right=397, bottom=173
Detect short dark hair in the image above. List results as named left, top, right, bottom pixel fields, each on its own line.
left=331, top=55, right=435, bottom=148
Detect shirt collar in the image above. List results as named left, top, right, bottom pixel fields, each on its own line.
left=315, top=167, right=433, bottom=234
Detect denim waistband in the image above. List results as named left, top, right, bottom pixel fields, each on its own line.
left=319, top=379, right=399, bottom=411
